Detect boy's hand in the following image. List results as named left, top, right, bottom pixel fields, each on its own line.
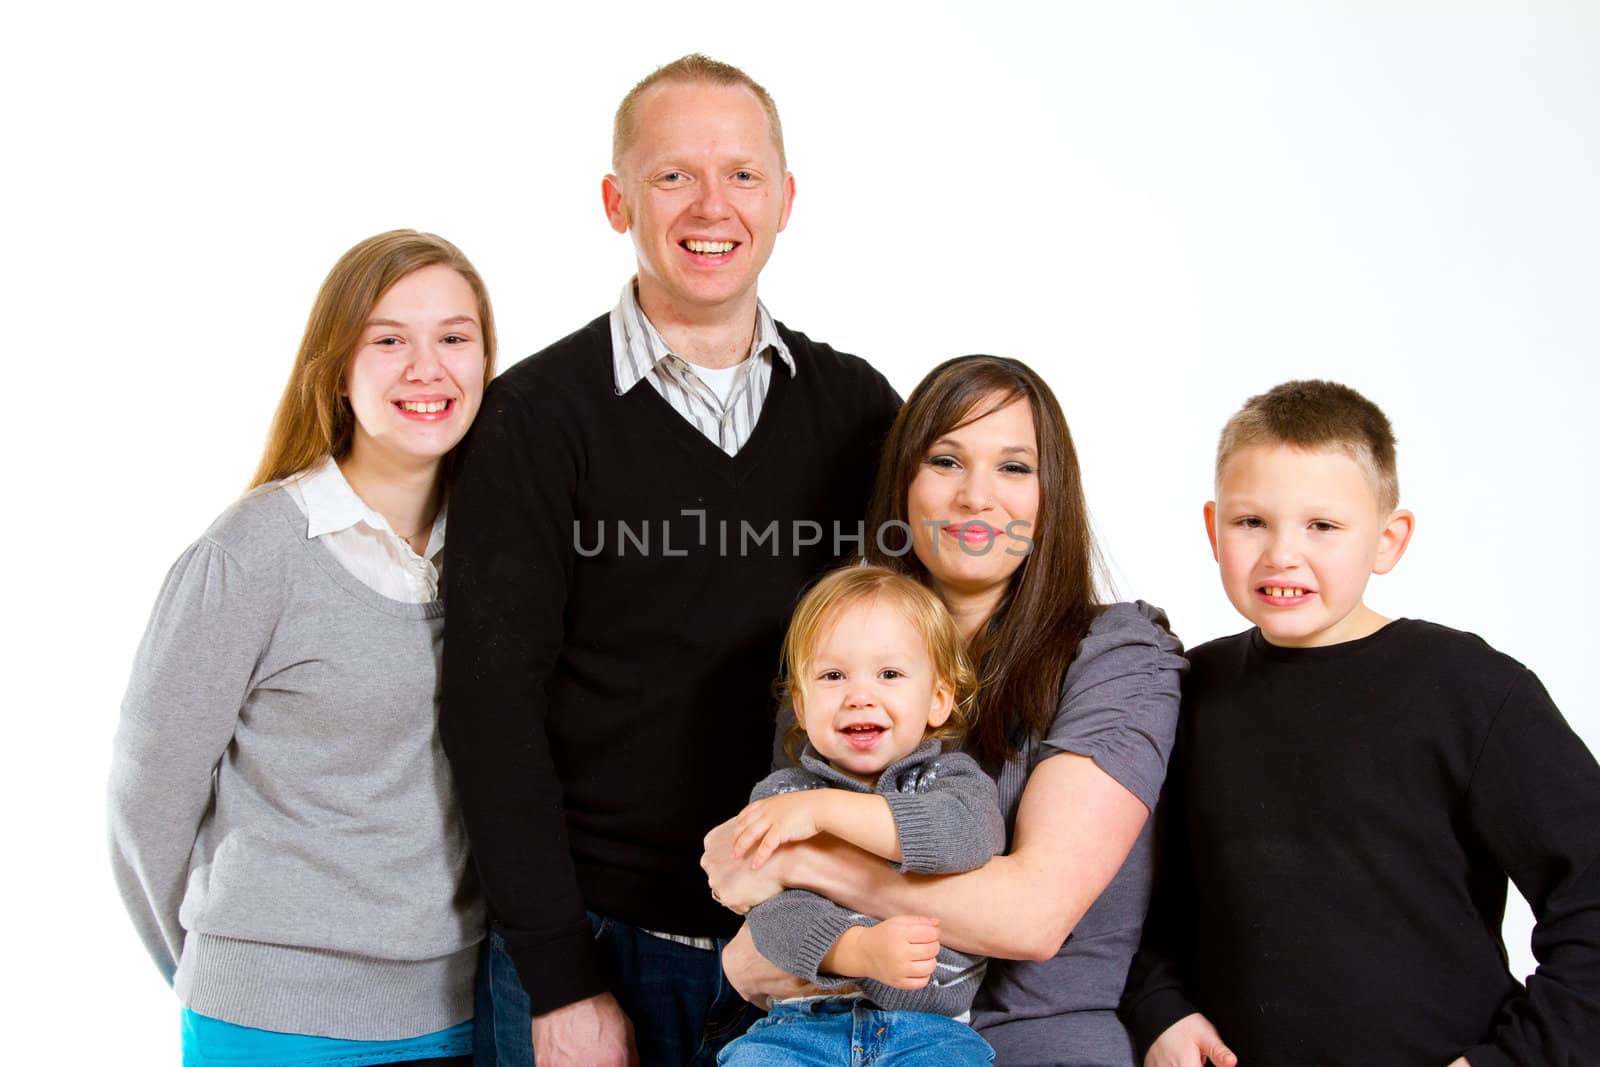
left=827, top=916, right=942, bottom=990
left=1145, top=1012, right=1237, bottom=1067
left=731, top=792, right=829, bottom=869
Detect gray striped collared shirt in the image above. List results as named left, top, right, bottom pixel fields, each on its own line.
left=608, top=278, right=796, bottom=456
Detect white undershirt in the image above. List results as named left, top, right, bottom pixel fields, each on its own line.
left=685, top=358, right=749, bottom=407
left=281, top=457, right=446, bottom=604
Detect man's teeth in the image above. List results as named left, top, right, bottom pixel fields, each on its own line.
left=1264, top=586, right=1308, bottom=598
left=684, top=239, right=735, bottom=255
left=398, top=400, right=449, bottom=414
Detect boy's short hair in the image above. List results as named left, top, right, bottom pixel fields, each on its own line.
left=1217, top=379, right=1400, bottom=513
left=777, top=564, right=976, bottom=762
left=612, top=53, right=786, bottom=171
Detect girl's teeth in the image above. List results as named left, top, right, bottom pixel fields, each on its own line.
left=399, top=400, right=449, bottom=413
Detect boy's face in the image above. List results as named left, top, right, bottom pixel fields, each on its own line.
left=1205, top=444, right=1413, bottom=648
left=795, top=597, right=954, bottom=783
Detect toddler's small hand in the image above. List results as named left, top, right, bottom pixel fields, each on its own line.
left=730, top=793, right=824, bottom=869
left=855, top=915, right=942, bottom=990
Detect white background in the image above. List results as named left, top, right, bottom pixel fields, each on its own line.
left=2, top=2, right=1594, bottom=1061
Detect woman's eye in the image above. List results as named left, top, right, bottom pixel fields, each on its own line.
left=443, top=334, right=468, bottom=345
left=1001, top=462, right=1035, bottom=475
left=924, top=455, right=960, bottom=470
left=374, top=337, right=402, bottom=346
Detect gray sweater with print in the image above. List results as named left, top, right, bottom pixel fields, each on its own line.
left=107, top=486, right=483, bottom=1040
left=747, top=739, right=1005, bottom=1016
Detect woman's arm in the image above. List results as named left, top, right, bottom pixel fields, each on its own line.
left=708, top=751, right=1150, bottom=961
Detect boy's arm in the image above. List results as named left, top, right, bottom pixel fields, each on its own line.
left=881, top=751, right=1007, bottom=874
left=746, top=889, right=877, bottom=989
left=736, top=752, right=1006, bottom=872
left=1120, top=724, right=1211, bottom=1060
left=734, top=789, right=903, bottom=868
left=1459, top=670, right=1600, bottom=1067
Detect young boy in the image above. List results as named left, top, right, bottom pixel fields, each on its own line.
left=1120, top=380, right=1600, bottom=1066
left=717, top=564, right=1005, bottom=1065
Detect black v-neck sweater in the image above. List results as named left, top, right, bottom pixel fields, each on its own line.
left=441, top=313, right=900, bottom=1013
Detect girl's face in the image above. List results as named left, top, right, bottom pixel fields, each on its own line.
left=906, top=394, right=1041, bottom=610
left=796, top=597, right=954, bottom=783
left=345, top=264, right=486, bottom=473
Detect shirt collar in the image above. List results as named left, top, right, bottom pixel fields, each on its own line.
left=608, top=277, right=795, bottom=395
left=292, top=457, right=447, bottom=562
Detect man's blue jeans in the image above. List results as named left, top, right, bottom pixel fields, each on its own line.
left=716, top=997, right=994, bottom=1066
left=473, top=914, right=760, bottom=1066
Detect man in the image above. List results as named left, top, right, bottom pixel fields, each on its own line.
left=441, top=55, right=901, bottom=1067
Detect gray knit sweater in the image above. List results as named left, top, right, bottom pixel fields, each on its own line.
left=747, top=739, right=1005, bottom=1016
left=108, top=485, right=483, bottom=1040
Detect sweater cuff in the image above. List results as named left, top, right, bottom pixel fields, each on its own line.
left=750, top=904, right=871, bottom=987
left=497, top=918, right=608, bottom=1016
left=883, top=793, right=966, bottom=876
left=1124, top=987, right=1202, bottom=1060
left=883, top=792, right=949, bottom=873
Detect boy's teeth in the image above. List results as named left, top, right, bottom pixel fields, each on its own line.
left=1265, top=586, right=1307, bottom=597
left=685, top=239, right=735, bottom=254
left=399, top=400, right=449, bottom=413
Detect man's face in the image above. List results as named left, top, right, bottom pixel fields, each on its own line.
left=603, top=80, right=794, bottom=320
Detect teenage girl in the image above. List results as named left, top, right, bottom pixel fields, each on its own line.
left=110, top=229, right=495, bottom=1067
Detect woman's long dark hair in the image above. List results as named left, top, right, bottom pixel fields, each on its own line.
left=865, top=356, right=1101, bottom=766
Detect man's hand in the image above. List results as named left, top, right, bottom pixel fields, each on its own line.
left=1144, top=1012, right=1236, bottom=1067
left=731, top=792, right=827, bottom=869
left=703, top=816, right=789, bottom=913
left=531, top=992, right=638, bottom=1067
left=826, top=916, right=942, bottom=990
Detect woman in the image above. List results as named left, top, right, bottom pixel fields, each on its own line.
left=109, top=230, right=496, bottom=1066
left=703, top=355, right=1185, bottom=1065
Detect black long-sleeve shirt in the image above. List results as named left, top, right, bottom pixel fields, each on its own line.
left=1121, top=620, right=1600, bottom=1066
left=440, top=313, right=899, bottom=1015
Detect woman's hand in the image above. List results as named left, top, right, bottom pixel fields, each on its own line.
left=721, top=924, right=844, bottom=1009
left=702, top=815, right=790, bottom=913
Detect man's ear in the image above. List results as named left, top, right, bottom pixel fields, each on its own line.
left=1373, top=509, right=1415, bottom=575
left=775, top=171, right=796, bottom=234
left=602, top=175, right=629, bottom=234
left=1203, top=501, right=1221, bottom=562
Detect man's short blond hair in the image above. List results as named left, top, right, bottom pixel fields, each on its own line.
left=612, top=53, right=786, bottom=171
left=1217, top=379, right=1401, bottom=513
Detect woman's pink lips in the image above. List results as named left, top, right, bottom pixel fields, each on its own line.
left=943, top=522, right=998, bottom=545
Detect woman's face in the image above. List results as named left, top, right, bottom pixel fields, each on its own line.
left=345, top=264, right=486, bottom=472
left=906, top=393, right=1041, bottom=608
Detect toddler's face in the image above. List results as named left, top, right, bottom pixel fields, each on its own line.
left=796, top=597, right=954, bottom=782
left=1205, top=444, right=1410, bottom=648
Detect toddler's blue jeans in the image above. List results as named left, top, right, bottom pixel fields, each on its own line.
left=716, top=996, right=994, bottom=1066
